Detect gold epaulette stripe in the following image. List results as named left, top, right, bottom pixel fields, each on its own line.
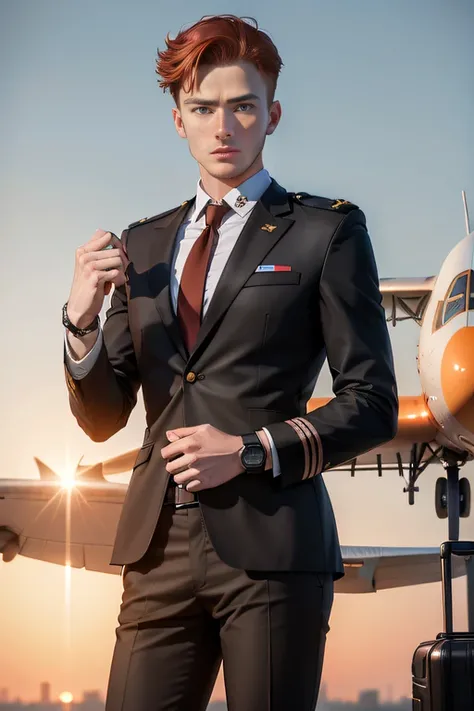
left=285, top=418, right=311, bottom=480
left=297, top=417, right=323, bottom=476
left=293, top=417, right=318, bottom=479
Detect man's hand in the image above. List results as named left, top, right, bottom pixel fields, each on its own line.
left=160, top=424, right=244, bottom=492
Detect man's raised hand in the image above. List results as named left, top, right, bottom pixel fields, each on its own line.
left=66, top=229, right=129, bottom=329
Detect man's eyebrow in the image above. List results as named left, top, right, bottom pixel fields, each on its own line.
left=183, top=93, right=260, bottom=106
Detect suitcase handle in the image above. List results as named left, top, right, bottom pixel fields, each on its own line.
left=440, top=541, right=474, bottom=558
left=440, top=540, right=474, bottom=634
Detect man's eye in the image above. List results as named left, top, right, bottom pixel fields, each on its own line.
left=192, top=103, right=254, bottom=114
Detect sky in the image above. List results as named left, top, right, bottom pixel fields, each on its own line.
left=1, top=0, right=474, bottom=704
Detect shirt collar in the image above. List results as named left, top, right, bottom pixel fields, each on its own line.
left=190, top=168, right=272, bottom=223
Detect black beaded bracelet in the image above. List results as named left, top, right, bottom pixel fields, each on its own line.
left=62, top=302, right=99, bottom=337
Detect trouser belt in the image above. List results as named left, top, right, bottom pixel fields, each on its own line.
left=163, top=479, right=200, bottom=508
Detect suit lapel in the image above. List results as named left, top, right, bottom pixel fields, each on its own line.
left=148, top=180, right=295, bottom=366
left=150, top=199, right=195, bottom=363
left=189, top=179, right=295, bottom=364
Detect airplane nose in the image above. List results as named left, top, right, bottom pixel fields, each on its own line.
left=441, top=326, right=474, bottom=433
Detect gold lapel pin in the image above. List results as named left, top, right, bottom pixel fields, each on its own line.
left=331, top=199, right=352, bottom=210
left=261, top=223, right=277, bottom=232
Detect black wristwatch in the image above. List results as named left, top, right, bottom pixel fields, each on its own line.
left=62, top=302, right=99, bottom=337
left=239, top=432, right=266, bottom=474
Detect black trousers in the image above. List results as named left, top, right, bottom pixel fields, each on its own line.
left=105, top=504, right=334, bottom=711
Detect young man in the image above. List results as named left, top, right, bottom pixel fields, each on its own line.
left=63, top=14, right=398, bottom=711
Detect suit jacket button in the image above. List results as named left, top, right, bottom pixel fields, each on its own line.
left=186, top=371, right=197, bottom=383
left=197, top=373, right=205, bottom=380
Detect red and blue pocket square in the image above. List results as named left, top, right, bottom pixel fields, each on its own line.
left=255, top=265, right=292, bottom=272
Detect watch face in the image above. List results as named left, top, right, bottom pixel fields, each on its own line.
left=243, top=444, right=265, bottom=467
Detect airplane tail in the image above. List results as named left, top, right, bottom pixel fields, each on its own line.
left=33, top=457, right=60, bottom=481
left=33, top=456, right=106, bottom=482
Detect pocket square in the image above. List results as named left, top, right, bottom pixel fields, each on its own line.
left=255, top=265, right=292, bottom=272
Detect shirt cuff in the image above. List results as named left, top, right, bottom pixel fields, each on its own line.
left=64, top=327, right=103, bottom=380
left=261, top=426, right=281, bottom=477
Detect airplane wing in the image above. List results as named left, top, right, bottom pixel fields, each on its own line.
left=0, top=478, right=126, bottom=575
left=380, top=276, right=437, bottom=325
left=338, top=545, right=466, bottom=593
left=0, top=477, right=467, bottom=593
left=77, top=450, right=140, bottom=477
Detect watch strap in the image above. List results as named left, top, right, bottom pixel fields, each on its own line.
left=242, top=432, right=263, bottom=447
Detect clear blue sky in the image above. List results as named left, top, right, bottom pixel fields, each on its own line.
left=1, top=0, right=473, bottom=702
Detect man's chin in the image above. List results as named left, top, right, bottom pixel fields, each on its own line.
left=201, top=161, right=250, bottom=182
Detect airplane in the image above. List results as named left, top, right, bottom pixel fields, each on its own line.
left=314, top=191, right=474, bottom=544
left=1, top=192, right=473, bottom=600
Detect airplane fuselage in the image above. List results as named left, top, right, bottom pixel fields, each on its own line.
left=419, top=231, right=474, bottom=456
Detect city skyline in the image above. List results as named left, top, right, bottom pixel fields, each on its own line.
left=0, top=680, right=412, bottom=707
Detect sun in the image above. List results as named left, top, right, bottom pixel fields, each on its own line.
left=59, top=691, right=73, bottom=703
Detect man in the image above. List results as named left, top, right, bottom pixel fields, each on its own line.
left=63, top=14, right=398, bottom=711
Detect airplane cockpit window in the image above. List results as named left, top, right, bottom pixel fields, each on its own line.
left=469, top=269, right=474, bottom=310
left=443, top=273, right=468, bottom=323
left=432, top=271, right=469, bottom=332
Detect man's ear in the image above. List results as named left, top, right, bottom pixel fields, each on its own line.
left=266, top=100, right=282, bottom=136
left=172, top=107, right=187, bottom=139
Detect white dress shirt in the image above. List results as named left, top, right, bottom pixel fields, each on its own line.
left=64, top=168, right=281, bottom=475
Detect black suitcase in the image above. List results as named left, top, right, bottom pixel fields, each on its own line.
left=412, top=541, right=474, bottom=709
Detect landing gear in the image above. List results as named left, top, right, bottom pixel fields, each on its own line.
left=460, top=477, right=471, bottom=518
left=435, top=449, right=471, bottom=541
left=435, top=477, right=448, bottom=519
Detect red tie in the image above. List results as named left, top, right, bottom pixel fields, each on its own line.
left=177, top=202, right=231, bottom=353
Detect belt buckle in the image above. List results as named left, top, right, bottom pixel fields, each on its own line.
left=168, top=481, right=199, bottom=508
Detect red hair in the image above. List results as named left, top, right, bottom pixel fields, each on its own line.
left=155, top=15, right=283, bottom=107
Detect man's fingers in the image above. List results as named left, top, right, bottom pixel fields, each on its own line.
left=166, top=452, right=197, bottom=475
left=82, top=231, right=114, bottom=252
left=185, top=479, right=203, bottom=492
left=161, top=436, right=196, bottom=460
left=97, top=269, right=120, bottom=284
left=106, top=232, right=129, bottom=268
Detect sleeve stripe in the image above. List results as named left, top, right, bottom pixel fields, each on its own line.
left=284, top=419, right=310, bottom=480
left=292, top=417, right=318, bottom=479
left=297, top=417, right=323, bottom=476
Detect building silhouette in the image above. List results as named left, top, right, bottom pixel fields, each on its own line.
left=0, top=683, right=413, bottom=710
left=358, top=690, right=380, bottom=708
left=39, top=684, right=50, bottom=705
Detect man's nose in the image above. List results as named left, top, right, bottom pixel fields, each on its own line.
left=215, top=110, right=235, bottom=139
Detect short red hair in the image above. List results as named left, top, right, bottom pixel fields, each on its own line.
left=155, top=15, right=283, bottom=107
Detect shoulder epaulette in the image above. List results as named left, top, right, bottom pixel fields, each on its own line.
left=127, top=199, right=192, bottom=230
left=291, top=192, right=359, bottom=214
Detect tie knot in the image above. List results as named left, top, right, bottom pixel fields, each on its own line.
left=205, top=202, right=230, bottom=229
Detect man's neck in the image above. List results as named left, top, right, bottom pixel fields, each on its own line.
left=199, top=161, right=265, bottom=202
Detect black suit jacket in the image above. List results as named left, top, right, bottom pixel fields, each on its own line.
left=64, top=179, right=398, bottom=580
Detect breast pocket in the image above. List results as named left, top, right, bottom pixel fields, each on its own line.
left=242, top=271, right=301, bottom=287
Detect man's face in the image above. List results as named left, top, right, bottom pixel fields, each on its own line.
left=172, top=60, right=281, bottom=184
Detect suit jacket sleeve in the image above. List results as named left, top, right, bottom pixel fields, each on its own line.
left=264, top=208, right=399, bottom=488
left=63, top=228, right=140, bottom=442
left=64, top=326, right=103, bottom=378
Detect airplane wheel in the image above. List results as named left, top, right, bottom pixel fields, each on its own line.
left=460, top=477, right=471, bottom=518
left=435, top=477, right=448, bottom=518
